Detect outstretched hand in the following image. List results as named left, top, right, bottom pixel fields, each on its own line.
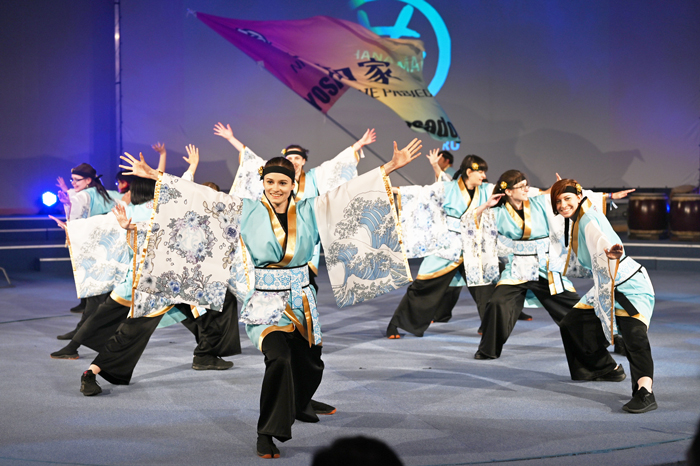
left=426, top=148, right=441, bottom=167
left=612, top=189, right=635, bottom=200
left=384, top=138, right=422, bottom=175
left=604, top=243, right=623, bottom=260
left=112, top=204, right=135, bottom=230
left=184, top=144, right=199, bottom=166
left=49, top=215, right=67, bottom=231
left=57, top=190, right=71, bottom=206
left=352, top=128, right=376, bottom=152
left=213, top=122, right=234, bottom=140
left=119, top=152, right=158, bottom=180
left=151, top=142, right=166, bottom=157
left=56, top=176, right=69, bottom=193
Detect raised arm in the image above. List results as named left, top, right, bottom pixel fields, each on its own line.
left=426, top=148, right=443, bottom=181
left=112, top=204, right=135, bottom=231
left=473, top=193, right=504, bottom=222
left=119, top=152, right=159, bottom=180
left=351, top=128, right=376, bottom=153
left=152, top=142, right=167, bottom=172
left=382, top=139, right=422, bottom=175
left=183, top=144, right=200, bottom=178
left=213, top=122, right=245, bottom=153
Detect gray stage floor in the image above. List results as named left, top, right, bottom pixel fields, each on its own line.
left=0, top=265, right=698, bottom=466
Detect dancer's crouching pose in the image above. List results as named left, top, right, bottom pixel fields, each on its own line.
left=552, top=179, right=657, bottom=413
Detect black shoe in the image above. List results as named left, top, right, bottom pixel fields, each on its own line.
left=518, top=312, right=533, bottom=321
left=70, top=303, right=85, bottom=314
left=622, top=387, right=657, bottom=413
left=256, top=434, right=280, bottom=459
left=57, top=329, right=77, bottom=340
left=51, top=346, right=79, bottom=360
left=386, top=324, right=401, bottom=339
left=592, top=365, right=626, bottom=382
left=192, top=355, right=234, bottom=370
left=80, top=370, right=102, bottom=396
left=310, top=399, right=336, bottom=415
left=474, top=350, right=496, bottom=360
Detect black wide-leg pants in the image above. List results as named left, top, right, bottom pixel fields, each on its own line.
left=478, top=277, right=579, bottom=358
left=257, top=330, right=324, bottom=442
left=390, top=264, right=495, bottom=337
left=73, top=297, right=130, bottom=353
left=92, top=314, right=163, bottom=385
left=178, top=290, right=242, bottom=357
left=559, top=304, right=654, bottom=393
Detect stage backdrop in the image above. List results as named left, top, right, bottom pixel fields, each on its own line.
left=2, top=0, right=699, bottom=213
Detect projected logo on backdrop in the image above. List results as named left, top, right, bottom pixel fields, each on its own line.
left=350, top=0, right=458, bottom=149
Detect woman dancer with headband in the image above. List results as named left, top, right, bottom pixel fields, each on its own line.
left=551, top=179, right=656, bottom=413
left=119, top=138, right=421, bottom=459
left=471, top=170, right=582, bottom=360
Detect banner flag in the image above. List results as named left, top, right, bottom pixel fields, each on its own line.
left=197, top=12, right=459, bottom=142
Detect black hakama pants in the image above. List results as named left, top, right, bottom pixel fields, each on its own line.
left=72, top=292, right=110, bottom=332
left=178, top=290, right=241, bottom=357
left=92, top=314, right=163, bottom=385
left=389, top=264, right=495, bottom=337
left=478, top=277, right=579, bottom=358
left=258, top=329, right=324, bottom=442
left=559, top=292, right=654, bottom=392
left=73, top=297, right=130, bottom=353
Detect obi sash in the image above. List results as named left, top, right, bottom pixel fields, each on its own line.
left=240, top=265, right=321, bottom=346
left=499, top=236, right=550, bottom=283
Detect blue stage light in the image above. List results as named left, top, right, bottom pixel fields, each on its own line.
left=42, top=191, right=57, bottom=207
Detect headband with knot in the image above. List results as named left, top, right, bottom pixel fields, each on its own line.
left=500, top=181, right=508, bottom=190
left=563, top=183, right=582, bottom=196
left=281, top=148, right=306, bottom=158
left=260, top=165, right=295, bottom=181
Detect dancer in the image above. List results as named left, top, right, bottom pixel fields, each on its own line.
left=551, top=179, right=657, bottom=413
left=55, top=163, right=124, bottom=340
left=214, top=122, right=376, bottom=290
left=119, top=138, right=420, bottom=458
left=387, top=153, right=503, bottom=339
left=471, top=170, right=582, bottom=359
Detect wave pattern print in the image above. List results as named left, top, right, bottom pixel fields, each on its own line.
left=325, top=190, right=410, bottom=308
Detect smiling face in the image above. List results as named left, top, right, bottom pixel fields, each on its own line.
left=463, top=168, right=487, bottom=189
left=556, top=192, right=583, bottom=218
left=263, top=173, right=295, bottom=212
left=505, top=179, right=529, bottom=204
left=71, top=174, right=91, bottom=193
left=285, top=154, right=306, bottom=180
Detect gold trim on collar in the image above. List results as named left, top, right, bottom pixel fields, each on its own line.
left=522, top=199, right=532, bottom=240
left=261, top=194, right=297, bottom=268
left=295, top=170, right=306, bottom=200
left=504, top=202, right=525, bottom=232
left=457, top=176, right=473, bottom=209
left=563, top=198, right=593, bottom=275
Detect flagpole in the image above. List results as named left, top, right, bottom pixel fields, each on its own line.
left=323, top=113, right=415, bottom=185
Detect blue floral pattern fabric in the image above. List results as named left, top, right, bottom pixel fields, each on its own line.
left=461, top=210, right=500, bottom=286
left=229, top=147, right=265, bottom=200
left=133, top=173, right=246, bottom=317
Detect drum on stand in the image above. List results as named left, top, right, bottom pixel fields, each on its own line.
left=670, top=193, right=700, bottom=241
left=627, top=193, right=668, bottom=240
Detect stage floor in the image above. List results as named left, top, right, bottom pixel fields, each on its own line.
left=0, top=266, right=698, bottom=466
